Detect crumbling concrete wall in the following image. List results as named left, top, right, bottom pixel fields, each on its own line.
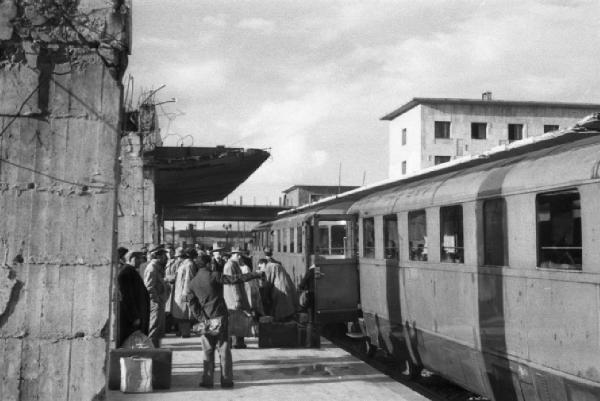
left=118, top=132, right=156, bottom=251
left=0, top=1, right=129, bottom=400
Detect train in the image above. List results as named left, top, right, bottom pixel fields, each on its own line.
left=250, top=113, right=600, bottom=401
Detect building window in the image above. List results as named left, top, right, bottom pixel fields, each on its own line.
left=401, top=128, right=407, bottom=145
left=537, top=190, right=581, bottom=270
left=508, top=124, right=523, bottom=142
left=277, top=229, right=281, bottom=252
left=544, top=124, right=559, bottom=133
left=297, top=225, right=302, bottom=253
left=362, top=217, right=375, bottom=258
left=471, top=122, right=487, bottom=139
left=440, top=205, right=464, bottom=263
left=434, top=156, right=451, bottom=165
left=289, top=227, right=295, bottom=253
left=408, top=210, right=427, bottom=261
left=401, top=161, right=407, bottom=175
left=383, top=215, right=398, bottom=259
left=483, top=198, right=507, bottom=266
left=434, top=121, right=451, bottom=139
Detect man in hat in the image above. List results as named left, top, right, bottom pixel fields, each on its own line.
left=165, top=247, right=184, bottom=334
left=223, top=247, right=252, bottom=348
left=188, top=252, right=264, bottom=389
left=143, top=245, right=168, bottom=348
left=210, top=243, right=226, bottom=273
left=172, top=248, right=198, bottom=337
left=259, top=248, right=298, bottom=322
left=117, top=250, right=150, bottom=346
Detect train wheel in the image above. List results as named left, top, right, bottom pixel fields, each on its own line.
left=400, top=358, right=422, bottom=380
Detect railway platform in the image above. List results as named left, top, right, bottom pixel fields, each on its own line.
left=107, top=334, right=431, bottom=401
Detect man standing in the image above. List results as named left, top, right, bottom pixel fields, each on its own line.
left=143, top=245, right=168, bottom=348
left=210, top=243, right=226, bottom=273
left=117, top=250, right=150, bottom=346
left=188, top=256, right=263, bottom=389
left=165, top=247, right=183, bottom=334
left=223, top=247, right=251, bottom=349
left=172, top=249, right=198, bottom=337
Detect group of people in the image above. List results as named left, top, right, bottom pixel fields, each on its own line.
left=116, top=243, right=300, bottom=389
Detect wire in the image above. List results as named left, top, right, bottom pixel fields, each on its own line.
left=0, top=83, right=42, bottom=138
left=0, top=157, right=114, bottom=190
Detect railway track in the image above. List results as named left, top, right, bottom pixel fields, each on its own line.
left=325, top=332, right=488, bottom=401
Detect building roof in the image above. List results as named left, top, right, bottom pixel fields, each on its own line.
left=380, top=97, right=600, bottom=121
left=282, top=185, right=359, bottom=194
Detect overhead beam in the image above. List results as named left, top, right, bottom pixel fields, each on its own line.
left=163, top=204, right=290, bottom=221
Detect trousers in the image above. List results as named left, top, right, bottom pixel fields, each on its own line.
left=148, top=301, right=165, bottom=348
left=200, top=331, right=233, bottom=386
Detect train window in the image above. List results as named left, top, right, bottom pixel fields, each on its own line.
left=277, top=229, right=281, bottom=252
left=536, top=190, right=582, bottom=270
left=297, top=225, right=302, bottom=253
left=282, top=228, right=288, bottom=252
left=383, top=215, right=398, bottom=259
left=435, top=121, right=451, bottom=139
left=317, top=226, right=329, bottom=255
left=408, top=210, right=428, bottom=261
left=544, top=124, right=559, bottom=133
left=440, top=206, right=464, bottom=263
left=362, top=217, right=375, bottom=258
left=483, top=198, right=507, bottom=266
left=289, top=227, right=295, bottom=253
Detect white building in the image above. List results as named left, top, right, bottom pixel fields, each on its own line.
left=382, top=96, right=600, bottom=179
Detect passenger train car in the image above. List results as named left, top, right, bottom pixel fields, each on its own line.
left=251, top=114, right=600, bottom=401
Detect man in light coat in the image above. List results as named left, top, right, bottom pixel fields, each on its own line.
left=223, top=247, right=251, bottom=348
left=172, top=249, right=198, bottom=337
left=143, top=245, right=168, bottom=348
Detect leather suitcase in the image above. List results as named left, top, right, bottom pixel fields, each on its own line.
left=258, top=321, right=298, bottom=348
left=108, top=348, right=172, bottom=390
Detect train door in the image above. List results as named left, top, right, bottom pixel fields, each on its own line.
left=311, top=214, right=360, bottom=323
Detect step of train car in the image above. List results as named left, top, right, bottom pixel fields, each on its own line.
left=107, top=333, right=435, bottom=401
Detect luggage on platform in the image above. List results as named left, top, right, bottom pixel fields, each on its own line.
left=109, top=348, right=172, bottom=390
left=120, top=357, right=152, bottom=393
left=229, top=309, right=255, bottom=337
left=258, top=320, right=298, bottom=348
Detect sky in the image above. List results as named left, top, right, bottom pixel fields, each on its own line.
left=128, top=0, right=600, bottom=210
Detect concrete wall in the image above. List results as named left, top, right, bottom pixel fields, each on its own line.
left=118, top=133, right=156, bottom=251
left=0, top=1, right=128, bottom=400
left=388, top=105, right=422, bottom=179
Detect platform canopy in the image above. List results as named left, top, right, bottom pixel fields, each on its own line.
left=144, top=146, right=270, bottom=206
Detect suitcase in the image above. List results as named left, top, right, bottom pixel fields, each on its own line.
left=109, top=348, right=172, bottom=390
left=120, top=357, right=152, bottom=393
left=258, top=321, right=298, bottom=348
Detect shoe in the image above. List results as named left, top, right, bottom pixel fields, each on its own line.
left=221, top=382, right=234, bottom=389
left=199, top=382, right=214, bottom=389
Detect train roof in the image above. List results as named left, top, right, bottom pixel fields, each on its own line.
left=279, top=113, right=600, bottom=217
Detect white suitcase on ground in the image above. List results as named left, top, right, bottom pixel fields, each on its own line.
left=120, top=357, right=153, bottom=393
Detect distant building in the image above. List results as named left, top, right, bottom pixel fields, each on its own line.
left=382, top=96, right=600, bottom=179
left=282, top=185, right=359, bottom=207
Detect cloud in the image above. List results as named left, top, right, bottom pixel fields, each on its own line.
left=237, top=18, right=276, bottom=34
left=202, top=14, right=227, bottom=28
